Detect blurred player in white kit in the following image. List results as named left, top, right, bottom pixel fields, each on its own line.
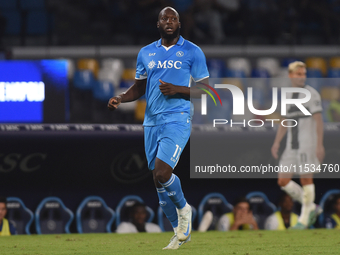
left=271, top=61, right=324, bottom=229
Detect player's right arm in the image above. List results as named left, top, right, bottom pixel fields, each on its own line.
left=107, top=79, right=146, bottom=111
left=271, top=119, right=288, bottom=159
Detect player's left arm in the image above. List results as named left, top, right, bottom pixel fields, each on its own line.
left=313, top=112, right=325, bottom=163
left=158, top=78, right=209, bottom=98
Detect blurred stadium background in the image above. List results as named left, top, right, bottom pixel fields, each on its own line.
left=0, top=0, right=340, bottom=236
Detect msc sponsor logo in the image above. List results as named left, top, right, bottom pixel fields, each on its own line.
left=148, top=60, right=182, bottom=70
left=0, top=153, right=47, bottom=173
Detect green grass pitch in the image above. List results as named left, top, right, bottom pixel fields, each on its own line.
left=1, top=230, right=340, bottom=255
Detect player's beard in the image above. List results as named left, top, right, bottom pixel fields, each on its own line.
left=159, top=26, right=180, bottom=41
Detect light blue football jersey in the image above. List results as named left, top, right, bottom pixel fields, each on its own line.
left=135, top=36, right=209, bottom=126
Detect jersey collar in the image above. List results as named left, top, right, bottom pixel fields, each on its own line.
left=156, top=36, right=185, bottom=47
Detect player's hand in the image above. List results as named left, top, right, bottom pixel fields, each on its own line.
left=107, top=96, right=122, bottom=111
left=271, top=142, right=280, bottom=159
left=159, top=79, right=178, bottom=96
left=316, top=145, right=325, bottom=163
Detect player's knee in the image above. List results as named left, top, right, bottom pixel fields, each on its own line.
left=277, top=178, right=289, bottom=187
left=154, top=169, right=170, bottom=184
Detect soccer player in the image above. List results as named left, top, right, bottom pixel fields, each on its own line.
left=265, top=193, right=298, bottom=230
left=271, top=61, right=324, bottom=229
left=0, top=197, right=16, bottom=236
left=108, top=7, right=209, bottom=249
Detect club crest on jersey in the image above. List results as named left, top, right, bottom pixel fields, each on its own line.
left=176, top=51, right=184, bottom=57
left=148, top=60, right=156, bottom=69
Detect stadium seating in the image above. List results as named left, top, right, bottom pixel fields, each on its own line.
left=115, top=195, right=155, bottom=227
left=73, top=70, right=95, bottom=91
left=206, top=59, right=226, bottom=78
left=121, top=68, right=136, bottom=81
left=225, top=69, right=246, bottom=79
left=245, top=192, right=277, bottom=229
left=318, top=189, right=340, bottom=227
left=6, top=197, right=34, bottom=235
left=157, top=205, right=197, bottom=232
left=227, top=58, right=251, bottom=77
left=327, top=68, right=340, bottom=78
left=134, top=100, right=147, bottom=123
left=92, top=80, right=114, bottom=102
left=198, top=193, right=233, bottom=231
left=76, top=196, right=115, bottom=233
left=99, top=58, right=124, bottom=88
left=35, top=197, right=74, bottom=234
left=321, top=87, right=339, bottom=101
left=329, top=57, right=340, bottom=69
left=77, top=59, right=100, bottom=78
left=306, top=68, right=323, bottom=92
left=281, top=58, right=301, bottom=67
left=305, top=57, right=327, bottom=76
left=256, top=58, right=280, bottom=77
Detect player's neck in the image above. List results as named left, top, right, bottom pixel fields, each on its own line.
left=161, top=36, right=179, bottom=47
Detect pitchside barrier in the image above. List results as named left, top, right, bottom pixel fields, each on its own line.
left=0, top=124, right=339, bottom=233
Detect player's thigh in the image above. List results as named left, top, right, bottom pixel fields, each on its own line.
left=297, top=150, right=319, bottom=178
left=157, top=121, right=191, bottom=169
left=144, top=125, right=160, bottom=170
left=278, top=149, right=298, bottom=178
left=279, top=149, right=298, bottom=168
left=297, top=150, right=320, bottom=166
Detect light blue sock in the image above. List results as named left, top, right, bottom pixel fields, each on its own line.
left=160, top=174, right=187, bottom=209
left=157, top=187, right=178, bottom=228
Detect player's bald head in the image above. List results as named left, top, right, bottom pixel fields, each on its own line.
left=158, top=7, right=179, bottom=21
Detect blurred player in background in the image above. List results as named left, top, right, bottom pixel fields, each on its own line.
left=0, top=197, right=16, bottom=236
left=217, top=197, right=258, bottom=231
left=271, top=61, right=324, bottom=229
left=108, top=7, right=209, bottom=249
left=265, top=193, right=298, bottom=230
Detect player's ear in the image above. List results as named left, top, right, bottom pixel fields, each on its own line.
left=157, top=21, right=159, bottom=28
left=179, top=22, right=181, bottom=28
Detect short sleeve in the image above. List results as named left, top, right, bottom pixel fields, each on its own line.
left=216, top=214, right=230, bottom=231
left=135, top=50, right=147, bottom=80
left=309, top=90, right=323, bottom=114
left=190, top=47, right=209, bottom=82
left=264, top=214, right=278, bottom=230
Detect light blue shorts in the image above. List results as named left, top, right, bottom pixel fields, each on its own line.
left=144, top=120, right=191, bottom=170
